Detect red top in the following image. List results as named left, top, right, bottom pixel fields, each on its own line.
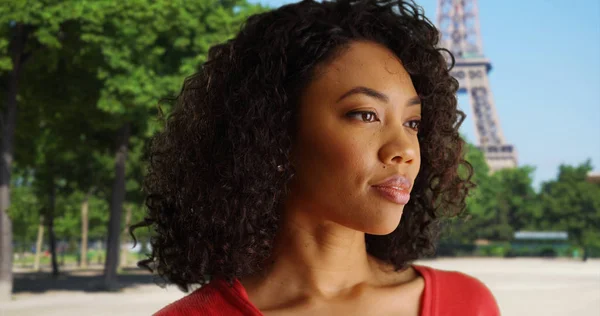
left=155, top=265, right=500, bottom=316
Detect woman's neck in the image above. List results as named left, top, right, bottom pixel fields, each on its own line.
left=241, top=205, right=392, bottom=304
left=275, top=217, right=375, bottom=295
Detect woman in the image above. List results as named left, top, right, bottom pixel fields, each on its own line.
left=137, top=0, right=501, bottom=315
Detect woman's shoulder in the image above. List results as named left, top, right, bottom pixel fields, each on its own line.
left=153, top=279, right=259, bottom=316
left=413, top=264, right=501, bottom=316
left=414, top=264, right=495, bottom=296
left=153, top=282, right=220, bottom=316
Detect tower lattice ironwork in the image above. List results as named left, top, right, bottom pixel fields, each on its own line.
left=437, top=0, right=517, bottom=171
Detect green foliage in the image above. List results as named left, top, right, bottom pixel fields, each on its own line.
left=475, top=242, right=511, bottom=257
left=54, top=190, right=110, bottom=241
left=443, top=144, right=516, bottom=243
left=489, top=166, right=539, bottom=237
left=441, top=143, right=600, bottom=257
left=4, top=0, right=264, bottom=257
left=8, top=170, right=39, bottom=248
left=76, top=0, right=257, bottom=125
left=0, top=36, right=10, bottom=71
left=539, top=160, right=600, bottom=249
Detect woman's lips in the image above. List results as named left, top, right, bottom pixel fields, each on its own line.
left=372, top=185, right=411, bottom=205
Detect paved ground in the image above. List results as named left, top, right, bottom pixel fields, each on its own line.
left=422, top=258, right=600, bottom=316
left=1, top=258, right=599, bottom=316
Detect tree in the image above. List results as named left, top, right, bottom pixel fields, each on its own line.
left=492, top=166, right=539, bottom=233
left=442, top=143, right=539, bottom=244
left=442, top=143, right=498, bottom=243
left=0, top=0, right=92, bottom=300
left=0, top=19, right=27, bottom=305
left=2, top=0, right=266, bottom=295
left=75, top=0, right=264, bottom=289
left=7, top=169, right=38, bottom=251
left=539, top=160, right=600, bottom=260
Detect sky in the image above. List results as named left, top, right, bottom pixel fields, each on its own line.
left=250, top=0, right=600, bottom=189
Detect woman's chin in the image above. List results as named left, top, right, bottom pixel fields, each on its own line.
left=360, top=212, right=404, bottom=236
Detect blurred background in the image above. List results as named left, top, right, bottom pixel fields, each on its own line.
left=0, top=0, right=598, bottom=315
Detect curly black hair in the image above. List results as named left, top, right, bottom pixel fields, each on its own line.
left=134, top=0, right=473, bottom=292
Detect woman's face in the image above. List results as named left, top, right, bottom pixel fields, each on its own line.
left=288, top=41, right=422, bottom=235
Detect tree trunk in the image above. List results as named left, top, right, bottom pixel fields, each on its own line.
left=33, top=215, right=45, bottom=271
left=103, top=122, right=130, bottom=290
left=47, top=174, right=59, bottom=277
left=120, top=204, right=132, bottom=268
left=80, top=190, right=91, bottom=268
left=0, top=22, right=29, bottom=303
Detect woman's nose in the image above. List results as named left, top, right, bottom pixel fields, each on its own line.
left=378, top=130, right=418, bottom=165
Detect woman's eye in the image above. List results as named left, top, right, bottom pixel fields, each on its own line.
left=347, top=111, right=379, bottom=123
left=405, top=120, right=421, bottom=131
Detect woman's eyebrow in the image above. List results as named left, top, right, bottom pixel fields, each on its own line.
left=406, top=95, right=421, bottom=106
left=336, top=86, right=422, bottom=107
left=337, top=86, right=389, bottom=103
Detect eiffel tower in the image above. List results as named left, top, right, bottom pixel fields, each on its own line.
left=436, top=0, right=518, bottom=172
